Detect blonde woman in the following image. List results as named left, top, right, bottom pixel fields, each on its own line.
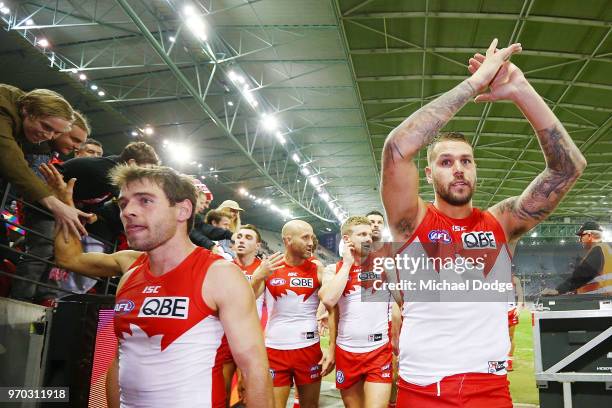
left=215, top=199, right=243, bottom=233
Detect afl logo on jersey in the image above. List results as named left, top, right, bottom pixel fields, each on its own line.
left=462, top=231, right=497, bottom=249
left=290, top=277, right=314, bottom=288
left=428, top=229, right=452, bottom=243
left=270, top=278, right=286, bottom=286
left=137, top=296, right=189, bottom=319
left=336, top=370, right=345, bottom=384
left=114, top=299, right=135, bottom=314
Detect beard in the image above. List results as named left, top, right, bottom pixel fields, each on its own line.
left=127, top=222, right=175, bottom=252
left=300, top=246, right=313, bottom=259
left=434, top=179, right=474, bottom=206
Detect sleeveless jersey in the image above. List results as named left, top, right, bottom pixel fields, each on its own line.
left=397, top=203, right=512, bottom=386
left=334, top=260, right=390, bottom=352
left=265, top=259, right=320, bottom=350
left=114, top=248, right=225, bottom=407
left=234, top=257, right=264, bottom=317
left=576, top=242, right=612, bottom=294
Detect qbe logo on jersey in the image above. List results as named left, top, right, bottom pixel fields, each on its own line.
left=138, top=296, right=189, bottom=319
left=462, top=231, right=497, bottom=249
left=290, top=277, right=313, bottom=288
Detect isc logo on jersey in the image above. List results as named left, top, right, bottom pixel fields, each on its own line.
left=138, top=296, right=189, bottom=319
left=290, top=277, right=313, bottom=288
left=142, top=285, right=160, bottom=294
left=462, top=231, right=497, bottom=249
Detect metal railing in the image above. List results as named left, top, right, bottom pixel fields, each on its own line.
left=0, top=181, right=118, bottom=301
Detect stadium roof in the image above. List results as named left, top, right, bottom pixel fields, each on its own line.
left=1, top=0, right=611, bottom=233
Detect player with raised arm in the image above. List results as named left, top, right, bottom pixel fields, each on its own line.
left=381, top=39, right=586, bottom=406
left=320, top=216, right=392, bottom=408
left=42, top=163, right=273, bottom=408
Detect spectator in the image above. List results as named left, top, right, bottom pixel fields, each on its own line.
left=204, top=209, right=234, bottom=260
left=50, top=111, right=90, bottom=159
left=0, top=84, right=93, bottom=244
left=9, top=111, right=89, bottom=303
left=59, top=141, right=159, bottom=210
left=75, top=137, right=103, bottom=158
left=56, top=141, right=159, bottom=239
left=542, top=221, right=611, bottom=295
left=205, top=210, right=231, bottom=231
left=215, top=200, right=243, bottom=233
left=194, top=180, right=213, bottom=213
left=189, top=180, right=233, bottom=253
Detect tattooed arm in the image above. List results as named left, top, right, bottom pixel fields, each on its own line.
left=480, top=66, right=587, bottom=241
left=382, top=39, right=522, bottom=240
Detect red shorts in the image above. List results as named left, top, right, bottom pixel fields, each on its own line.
left=218, top=336, right=234, bottom=364
left=508, top=308, right=519, bottom=327
left=335, top=343, right=393, bottom=389
left=266, top=343, right=322, bottom=387
left=397, top=373, right=512, bottom=408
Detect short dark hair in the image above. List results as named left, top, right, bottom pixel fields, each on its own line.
left=241, top=224, right=261, bottom=242
left=205, top=209, right=230, bottom=226
left=119, top=142, right=160, bottom=166
left=366, top=210, right=385, bottom=219
left=110, top=164, right=197, bottom=231
left=79, top=138, right=102, bottom=149
left=426, top=132, right=472, bottom=164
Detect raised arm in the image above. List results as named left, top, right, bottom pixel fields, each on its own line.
left=382, top=39, right=522, bottom=240
left=319, top=244, right=353, bottom=309
left=54, top=227, right=138, bottom=277
left=39, top=163, right=140, bottom=277
left=204, top=261, right=273, bottom=407
left=468, top=55, right=588, bottom=241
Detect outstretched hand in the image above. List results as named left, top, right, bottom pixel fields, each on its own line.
left=39, top=163, right=96, bottom=241
left=466, top=38, right=522, bottom=97
left=39, top=163, right=73, bottom=205
left=253, top=252, right=284, bottom=281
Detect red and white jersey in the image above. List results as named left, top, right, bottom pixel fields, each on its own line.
left=265, top=259, right=320, bottom=350
left=114, top=248, right=226, bottom=407
left=332, top=261, right=390, bottom=353
left=234, top=257, right=264, bottom=317
left=397, top=204, right=512, bottom=386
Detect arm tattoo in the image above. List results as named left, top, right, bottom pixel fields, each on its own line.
left=382, top=80, right=476, bottom=164
left=497, top=123, right=585, bottom=239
